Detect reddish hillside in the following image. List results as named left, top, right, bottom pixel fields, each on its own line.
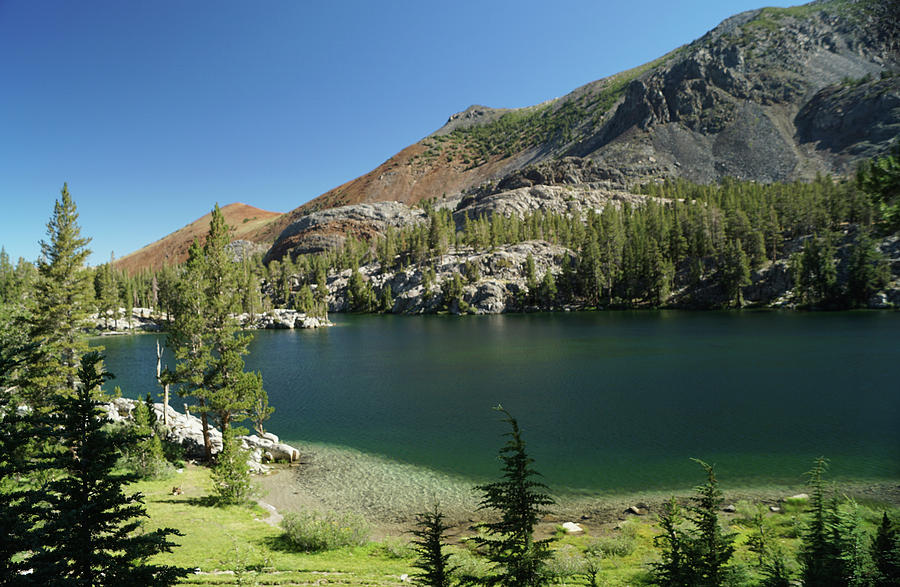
left=114, top=203, right=283, bottom=275
left=276, top=128, right=536, bottom=233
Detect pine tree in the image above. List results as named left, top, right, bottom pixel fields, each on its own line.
left=96, top=260, right=119, bottom=329
left=124, top=278, right=134, bottom=328
left=165, top=206, right=271, bottom=463
left=538, top=270, right=557, bottom=307
left=793, top=234, right=838, bottom=307
left=577, top=232, right=602, bottom=307
left=126, top=393, right=168, bottom=479
left=872, top=512, right=900, bottom=586
left=314, top=262, right=329, bottom=318
left=211, top=425, right=252, bottom=505
left=687, top=459, right=735, bottom=586
left=29, top=352, right=188, bottom=585
left=833, top=499, right=874, bottom=586
left=845, top=229, right=890, bottom=307
left=27, top=183, right=94, bottom=404
left=249, top=376, right=274, bottom=437
left=524, top=253, right=538, bottom=302
left=719, top=239, right=751, bottom=307
left=0, top=343, right=42, bottom=581
left=746, top=507, right=793, bottom=587
left=163, top=239, right=213, bottom=459
left=295, top=284, right=314, bottom=314
left=652, top=461, right=735, bottom=586
left=652, top=497, right=692, bottom=586
left=202, top=205, right=267, bottom=434
left=648, top=237, right=674, bottom=307
left=800, top=457, right=844, bottom=587
left=380, top=283, right=394, bottom=313
left=474, top=405, right=555, bottom=586
left=0, top=247, right=13, bottom=304
left=348, top=265, right=375, bottom=312
left=411, top=503, right=456, bottom=587
left=857, top=143, right=900, bottom=229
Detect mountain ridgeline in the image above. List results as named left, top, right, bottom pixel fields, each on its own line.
left=276, top=0, right=898, bottom=219
left=267, top=0, right=897, bottom=260
left=113, top=0, right=900, bottom=313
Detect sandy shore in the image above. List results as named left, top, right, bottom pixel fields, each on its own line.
left=255, top=442, right=900, bottom=540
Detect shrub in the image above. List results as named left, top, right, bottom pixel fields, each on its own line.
left=592, top=533, right=636, bottom=558
left=448, top=549, right=493, bottom=583
left=379, top=536, right=415, bottom=560
left=545, top=545, right=587, bottom=582
left=280, top=511, right=369, bottom=552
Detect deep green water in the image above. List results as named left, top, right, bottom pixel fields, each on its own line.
left=99, top=311, right=900, bottom=493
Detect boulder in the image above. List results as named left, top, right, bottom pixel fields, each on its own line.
left=561, top=522, right=584, bottom=534
left=243, top=434, right=300, bottom=463
left=100, top=398, right=301, bottom=474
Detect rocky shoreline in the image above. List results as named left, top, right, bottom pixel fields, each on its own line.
left=89, top=307, right=332, bottom=334
left=102, top=397, right=302, bottom=475
left=100, top=398, right=900, bottom=541
left=255, top=442, right=900, bottom=541
left=319, top=232, right=900, bottom=315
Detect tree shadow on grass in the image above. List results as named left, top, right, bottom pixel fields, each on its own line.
left=259, top=534, right=308, bottom=554
left=157, top=495, right=225, bottom=508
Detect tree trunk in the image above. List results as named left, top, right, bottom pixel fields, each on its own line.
left=155, top=339, right=169, bottom=427
left=200, top=408, right=212, bottom=462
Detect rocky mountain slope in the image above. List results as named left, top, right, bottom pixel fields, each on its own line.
left=115, top=203, right=283, bottom=274
left=319, top=225, right=900, bottom=315
left=278, top=0, right=896, bottom=216
left=121, top=0, right=898, bottom=273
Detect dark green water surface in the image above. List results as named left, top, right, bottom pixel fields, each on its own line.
left=99, top=311, right=900, bottom=493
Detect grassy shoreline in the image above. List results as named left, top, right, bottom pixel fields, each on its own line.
left=256, top=442, right=900, bottom=535
left=133, top=441, right=900, bottom=586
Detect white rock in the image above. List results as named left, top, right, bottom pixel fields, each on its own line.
left=561, top=522, right=584, bottom=534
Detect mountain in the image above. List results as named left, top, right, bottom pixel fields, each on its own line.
left=114, top=203, right=283, bottom=274
left=119, top=0, right=898, bottom=271
left=264, top=0, right=897, bottom=260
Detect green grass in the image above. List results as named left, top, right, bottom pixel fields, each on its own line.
left=131, top=466, right=900, bottom=586
left=132, top=466, right=413, bottom=585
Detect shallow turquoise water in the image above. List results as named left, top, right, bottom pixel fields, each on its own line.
left=98, top=311, right=900, bottom=492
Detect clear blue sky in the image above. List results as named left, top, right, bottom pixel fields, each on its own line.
left=0, top=0, right=798, bottom=265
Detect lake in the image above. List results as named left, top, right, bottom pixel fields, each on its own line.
left=98, top=311, right=900, bottom=494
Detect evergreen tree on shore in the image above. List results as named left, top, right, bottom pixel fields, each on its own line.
left=0, top=344, right=42, bottom=581
left=411, top=503, right=455, bottom=587
left=164, top=205, right=271, bottom=465
left=845, top=229, right=890, bottom=307
left=872, top=512, right=900, bottom=586
left=26, top=184, right=94, bottom=404
left=800, top=457, right=843, bottom=586
left=163, top=239, right=213, bottom=459
left=29, top=352, right=188, bottom=585
left=202, top=204, right=265, bottom=434
left=652, top=460, right=735, bottom=586
left=688, top=460, right=735, bottom=586
left=211, top=424, right=252, bottom=505
left=474, top=406, right=555, bottom=586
